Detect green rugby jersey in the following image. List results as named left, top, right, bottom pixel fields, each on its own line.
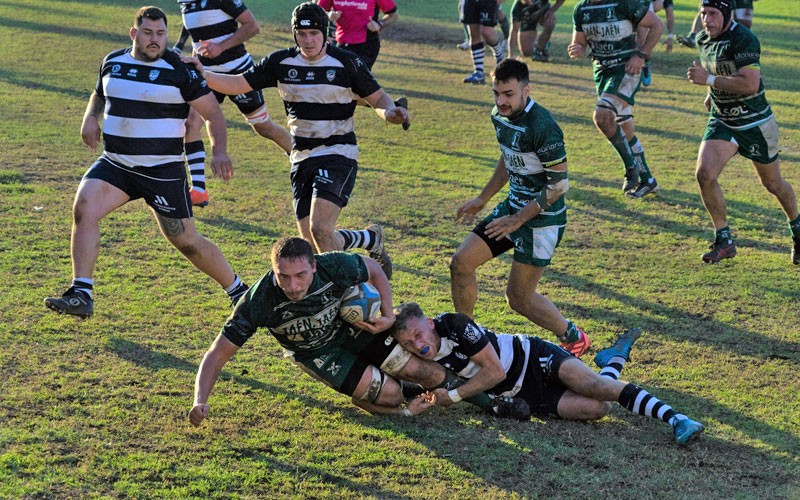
left=221, top=252, right=369, bottom=352
left=572, top=0, right=650, bottom=71
left=697, top=24, right=772, bottom=130
left=492, top=98, right=567, bottom=227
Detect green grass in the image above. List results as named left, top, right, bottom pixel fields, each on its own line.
left=1, top=0, right=799, bottom=498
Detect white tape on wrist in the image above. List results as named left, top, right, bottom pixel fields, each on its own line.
left=706, top=75, right=716, bottom=87
left=402, top=408, right=412, bottom=417
left=448, top=389, right=462, bottom=403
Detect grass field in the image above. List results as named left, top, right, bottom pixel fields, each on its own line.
left=1, top=0, right=799, bottom=498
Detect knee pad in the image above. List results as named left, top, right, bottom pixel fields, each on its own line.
left=379, top=344, right=412, bottom=377
left=245, top=105, right=270, bottom=125
left=358, top=365, right=387, bottom=403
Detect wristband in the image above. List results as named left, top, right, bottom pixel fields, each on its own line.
left=706, top=75, right=716, bottom=87
left=402, top=408, right=412, bottom=417
left=667, top=33, right=675, bottom=40
left=377, top=20, right=384, bottom=30
left=636, top=50, right=648, bottom=59
left=447, top=389, right=462, bottom=403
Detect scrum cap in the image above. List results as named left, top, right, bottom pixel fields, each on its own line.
left=701, top=0, right=733, bottom=27
left=292, top=2, right=328, bottom=34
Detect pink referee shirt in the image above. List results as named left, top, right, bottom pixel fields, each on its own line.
left=318, top=0, right=397, bottom=45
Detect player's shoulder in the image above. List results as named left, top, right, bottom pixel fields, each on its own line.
left=102, top=47, right=131, bottom=64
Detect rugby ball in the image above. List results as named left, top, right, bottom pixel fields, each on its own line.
left=339, top=282, right=381, bottom=324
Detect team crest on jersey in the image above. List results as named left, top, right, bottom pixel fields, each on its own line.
left=326, top=69, right=336, bottom=82
left=463, top=324, right=481, bottom=343
left=149, top=70, right=160, bottom=81
left=511, top=132, right=521, bottom=150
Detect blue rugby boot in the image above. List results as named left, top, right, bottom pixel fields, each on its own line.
left=673, top=418, right=705, bottom=446
left=594, top=327, right=642, bottom=368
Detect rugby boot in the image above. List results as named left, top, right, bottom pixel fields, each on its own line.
left=623, top=164, right=640, bottom=193
left=45, top=287, right=93, bottom=318
left=792, top=236, right=800, bottom=265
left=367, top=223, right=393, bottom=280
left=463, top=71, right=486, bottom=85
left=594, top=328, right=642, bottom=368
left=641, top=63, right=652, bottom=87
left=626, top=178, right=659, bottom=198
left=702, top=240, right=736, bottom=264
left=560, top=326, right=591, bottom=358
left=491, top=396, right=530, bottom=421
left=672, top=418, right=704, bottom=446
left=457, top=40, right=470, bottom=50
left=190, top=188, right=209, bottom=207
left=394, top=97, right=411, bottom=131
left=531, top=47, right=549, bottom=62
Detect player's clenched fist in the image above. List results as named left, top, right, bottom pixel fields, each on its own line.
left=188, top=403, right=210, bottom=427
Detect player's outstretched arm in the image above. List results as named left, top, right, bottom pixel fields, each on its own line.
left=189, top=334, right=240, bottom=427
left=432, top=343, right=506, bottom=407
left=354, top=256, right=394, bottom=334
left=364, top=89, right=410, bottom=126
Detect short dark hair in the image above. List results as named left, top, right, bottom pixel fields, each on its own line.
left=492, top=58, right=529, bottom=86
left=271, top=237, right=315, bottom=267
left=392, top=302, right=426, bottom=333
left=135, top=6, right=167, bottom=27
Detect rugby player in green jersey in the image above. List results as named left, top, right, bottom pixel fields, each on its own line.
left=686, top=0, right=800, bottom=264
left=450, top=59, right=591, bottom=359
left=569, top=0, right=662, bottom=198
left=189, top=237, right=529, bottom=426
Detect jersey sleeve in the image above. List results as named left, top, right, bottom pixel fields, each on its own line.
left=733, top=29, right=761, bottom=70
left=243, top=51, right=281, bottom=90
left=315, top=252, right=370, bottom=287
left=344, top=53, right=381, bottom=98
left=220, top=274, right=269, bottom=347
left=162, top=51, right=211, bottom=102
left=440, top=313, right=490, bottom=357
left=377, top=0, right=397, bottom=14
left=530, top=111, right=567, bottom=168
left=572, top=2, right=584, bottom=32
left=221, top=0, right=249, bottom=20
left=627, top=0, right=650, bottom=25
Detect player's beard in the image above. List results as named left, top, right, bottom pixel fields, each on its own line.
left=134, top=43, right=165, bottom=62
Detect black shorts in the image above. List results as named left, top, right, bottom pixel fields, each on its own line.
left=338, top=331, right=401, bottom=396
left=513, top=336, right=574, bottom=416
left=461, top=0, right=499, bottom=26
left=291, top=155, right=358, bottom=220
left=339, top=37, right=381, bottom=70
left=211, top=87, right=265, bottom=116
left=472, top=219, right=515, bottom=257
left=84, top=157, right=192, bottom=219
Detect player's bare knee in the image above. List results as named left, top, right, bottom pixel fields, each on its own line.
left=375, top=378, right=403, bottom=407
left=588, top=400, right=613, bottom=419
left=449, top=250, right=472, bottom=277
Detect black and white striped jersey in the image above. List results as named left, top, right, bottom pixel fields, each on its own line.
left=432, top=313, right=531, bottom=395
left=243, top=45, right=381, bottom=165
left=95, top=48, right=210, bottom=168
left=179, top=0, right=252, bottom=73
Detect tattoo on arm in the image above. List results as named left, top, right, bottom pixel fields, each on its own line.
left=158, top=214, right=186, bottom=237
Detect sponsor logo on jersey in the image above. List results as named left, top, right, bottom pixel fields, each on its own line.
left=127, top=68, right=138, bottom=78
left=288, top=69, right=299, bottom=79
left=111, top=64, right=122, bottom=75
left=750, top=144, right=760, bottom=156
left=305, top=71, right=315, bottom=81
